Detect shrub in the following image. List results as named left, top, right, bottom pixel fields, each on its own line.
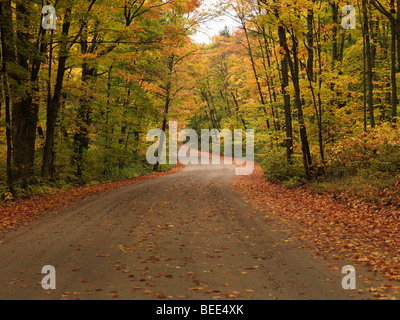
left=259, top=151, right=307, bottom=186
left=326, top=123, right=400, bottom=177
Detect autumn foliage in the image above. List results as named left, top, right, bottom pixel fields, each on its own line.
left=233, top=164, right=400, bottom=297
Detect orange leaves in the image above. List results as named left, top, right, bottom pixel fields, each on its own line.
left=233, top=163, right=400, bottom=288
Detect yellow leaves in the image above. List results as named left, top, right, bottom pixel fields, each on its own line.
left=79, top=53, right=97, bottom=63
left=118, top=244, right=129, bottom=253
left=226, top=291, right=241, bottom=299
left=245, top=266, right=261, bottom=270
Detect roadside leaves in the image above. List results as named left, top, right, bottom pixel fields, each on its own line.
left=233, top=164, right=400, bottom=294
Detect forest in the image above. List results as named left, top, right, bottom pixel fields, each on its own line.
left=1, top=0, right=400, bottom=206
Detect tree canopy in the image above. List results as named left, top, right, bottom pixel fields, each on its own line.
left=1, top=0, right=400, bottom=202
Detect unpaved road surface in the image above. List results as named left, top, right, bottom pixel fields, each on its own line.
left=0, top=157, right=383, bottom=300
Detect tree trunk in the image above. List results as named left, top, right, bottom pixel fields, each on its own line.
left=74, top=24, right=97, bottom=179
left=42, top=8, right=72, bottom=178
left=241, top=18, right=269, bottom=125
left=154, top=55, right=175, bottom=172
left=11, top=3, right=40, bottom=185
left=331, top=2, right=339, bottom=68
left=231, top=92, right=247, bottom=130
left=278, top=26, right=294, bottom=163
left=391, top=16, right=398, bottom=119
left=363, top=0, right=376, bottom=128
left=291, top=34, right=312, bottom=177
left=307, top=8, right=314, bottom=81
left=0, top=1, right=15, bottom=195
left=397, top=0, right=400, bottom=73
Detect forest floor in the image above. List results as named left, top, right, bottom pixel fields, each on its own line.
left=0, top=153, right=399, bottom=300
left=233, top=164, right=400, bottom=299
left=306, top=174, right=400, bottom=210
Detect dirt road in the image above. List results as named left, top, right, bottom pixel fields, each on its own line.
left=0, top=157, right=383, bottom=300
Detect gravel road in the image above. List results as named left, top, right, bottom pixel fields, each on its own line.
left=0, top=155, right=383, bottom=300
